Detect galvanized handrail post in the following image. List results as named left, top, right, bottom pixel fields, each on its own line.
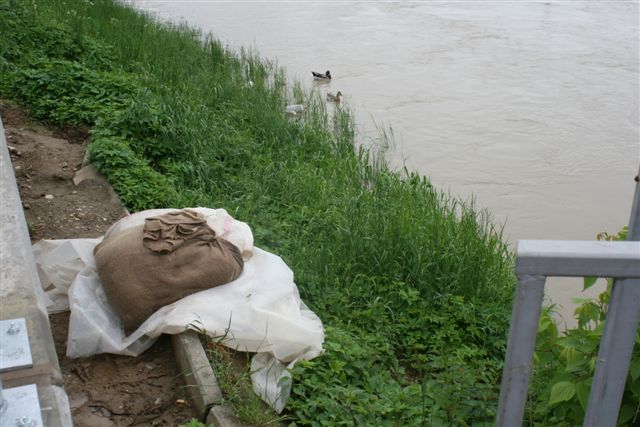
left=583, top=169, right=640, bottom=427
left=496, top=274, right=546, bottom=425
left=497, top=168, right=640, bottom=426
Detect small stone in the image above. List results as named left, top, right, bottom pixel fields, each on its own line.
left=69, top=392, right=89, bottom=411
left=44, top=194, right=54, bottom=199
left=14, top=165, right=21, bottom=170
left=22, top=203, right=30, bottom=210
left=72, top=190, right=78, bottom=194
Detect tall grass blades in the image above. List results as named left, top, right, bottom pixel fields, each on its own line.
left=0, top=0, right=516, bottom=423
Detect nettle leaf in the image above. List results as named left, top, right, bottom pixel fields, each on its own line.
left=575, top=381, right=590, bottom=411
left=565, top=351, right=588, bottom=373
left=583, top=276, right=598, bottom=291
left=629, top=356, right=640, bottom=382
left=549, top=381, right=576, bottom=405
left=618, top=402, right=637, bottom=426
left=575, top=301, right=601, bottom=329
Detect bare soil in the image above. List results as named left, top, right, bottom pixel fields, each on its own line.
left=2, top=100, right=196, bottom=426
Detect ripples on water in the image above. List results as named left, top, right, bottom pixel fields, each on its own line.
left=134, top=0, right=638, bottom=320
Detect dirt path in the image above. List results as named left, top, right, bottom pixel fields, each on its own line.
left=2, top=100, right=196, bottom=426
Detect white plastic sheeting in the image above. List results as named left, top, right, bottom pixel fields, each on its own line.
left=33, top=209, right=324, bottom=412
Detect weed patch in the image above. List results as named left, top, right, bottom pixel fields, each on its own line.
left=529, top=227, right=640, bottom=426
left=1, top=0, right=516, bottom=423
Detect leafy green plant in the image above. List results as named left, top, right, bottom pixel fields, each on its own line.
left=530, top=227, right=640, bottom=426
left=202, top=336, right=284, bottom=425
left=1, top=0, right=517, bottom=423
left=3, top=57, right=134, bottom=125
left=88, top=136, right=178, bottom=210
left=288, top=325, right=500, bottom=426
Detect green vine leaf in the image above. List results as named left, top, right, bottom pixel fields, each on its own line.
left=575, top=382, right=590, bottom=411
left=549, top=381, right=576, bottom=405
left=630, top=357, right=640, bottom=382
left=583, top=276, right=598, bottom=291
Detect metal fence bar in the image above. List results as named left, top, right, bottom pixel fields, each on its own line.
left=497, top=242, right=640, bottom=426
left=496, top=274, right=546, bottom=426
left=497, top=169, right=640, bottom=426
left=583, top=278, right=640, bottom=427
left=583, top=171, right=640, bottom=427
left=515, top=240, right=640, bottom=278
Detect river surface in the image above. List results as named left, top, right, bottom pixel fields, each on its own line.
left=132, top=0, right=639, bottom=321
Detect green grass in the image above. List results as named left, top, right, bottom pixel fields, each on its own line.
left=1, top=0, right=516, bottom=424
left=202, top=336, right=286, bottom=425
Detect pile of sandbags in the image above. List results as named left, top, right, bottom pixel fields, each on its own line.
left=94, top=209, right=244, bottom=332
left=33, top=207, right=324, bottom=413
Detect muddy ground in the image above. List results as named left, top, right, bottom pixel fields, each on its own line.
left=2, top=100, right=196, bottom=426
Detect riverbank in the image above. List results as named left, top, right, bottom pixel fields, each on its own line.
left=1, top=99, right=196, bottom=426
left=1, top=0, right=515, bottom=424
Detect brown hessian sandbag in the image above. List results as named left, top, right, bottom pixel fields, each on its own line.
left=94, top=209, right=244, bottom=334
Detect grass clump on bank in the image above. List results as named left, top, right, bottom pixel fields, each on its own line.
left=1, top=0, right=515, bottom=424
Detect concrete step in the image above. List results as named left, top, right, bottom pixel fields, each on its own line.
left=1, top=116, right=73, bottom=426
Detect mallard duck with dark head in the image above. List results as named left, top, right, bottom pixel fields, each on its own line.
left=312, top=70, right=331, bottom=80
left=326, top=91, right=343, bottom=102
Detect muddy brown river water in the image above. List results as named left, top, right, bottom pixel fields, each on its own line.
left=132, top=0, right=639, bottom=323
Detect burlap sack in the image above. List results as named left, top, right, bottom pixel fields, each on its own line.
left=94, top=210, right=244, bottom=333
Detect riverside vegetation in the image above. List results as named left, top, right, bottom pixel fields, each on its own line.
left=528, top=227, right=640, bottom=426
left=2, top=1, right=635, bottom=425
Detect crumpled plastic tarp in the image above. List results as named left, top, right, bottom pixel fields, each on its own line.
left=33, top=208, right=324, bottom=413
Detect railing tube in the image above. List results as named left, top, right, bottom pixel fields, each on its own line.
left=496, top=274, right=546, bottom=426
left=583, top=169, right=640, bottom=427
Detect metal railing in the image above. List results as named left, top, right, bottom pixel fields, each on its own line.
left=496, top=169, right=640, bottom=427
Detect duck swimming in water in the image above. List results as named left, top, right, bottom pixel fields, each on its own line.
left=285, top=103, right=306, bottom=117
left=326, top=91, right=343, bottom=102
left=312, top=70, right=331, bottom=80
